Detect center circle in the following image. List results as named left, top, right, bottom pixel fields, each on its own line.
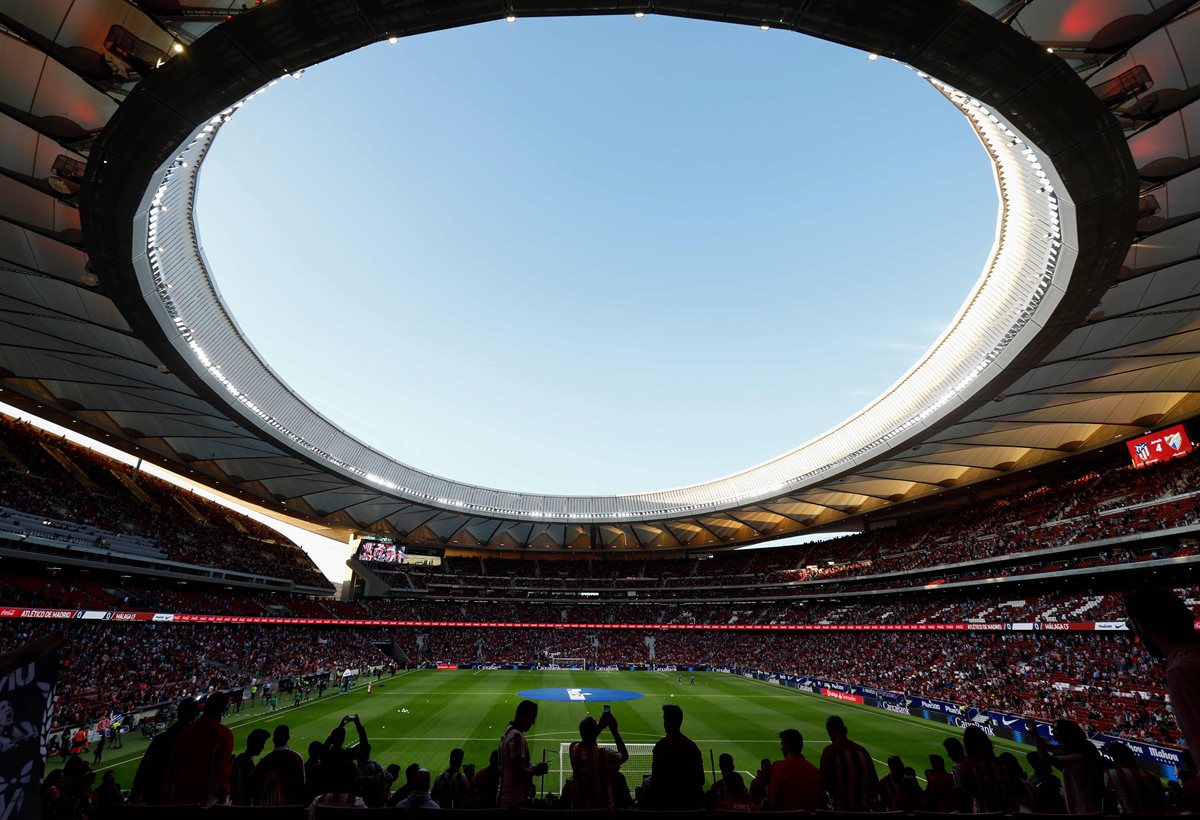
left=517, top=687, right=645, bottom=703
left=196, top=17, right=995, bottom=496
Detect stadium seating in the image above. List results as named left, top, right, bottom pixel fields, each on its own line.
left=3, top=606, right=1179, bottom=747
left=5, top=409, right=1200, bottom=605
left=0, top=620, right=386, bottom=728
left=4, top=412, right=1200, bottom=755
left=0, top=416, right=328, bottom=588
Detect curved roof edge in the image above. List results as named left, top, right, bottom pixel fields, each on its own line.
left=80, top=0, right=1137, bottom=541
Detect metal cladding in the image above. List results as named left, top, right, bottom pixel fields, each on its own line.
left=1, top=0, right=1191, bottom=551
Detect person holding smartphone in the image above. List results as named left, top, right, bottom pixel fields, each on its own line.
left=569, top=707, right=629, bottom=810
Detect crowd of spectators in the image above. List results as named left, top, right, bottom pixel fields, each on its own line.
left=6, top=612, right=1187, bottom=749
left=0, top=621, right=384, bottom=729
left=4, top=411, right=1200, bottom=603
left=42, top=696, right=1192, bottom=817
left=2, top=564, right=1194, bottom=631
left=0, top=416, right=327, bottom=587
left=378, top=455, right=1200, bottom=597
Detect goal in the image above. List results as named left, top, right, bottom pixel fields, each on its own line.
left=557, top=742, right=655, bottom=796
left=542, top=657, right=587, bottom=669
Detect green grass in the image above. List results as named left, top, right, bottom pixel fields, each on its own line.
left=58, top=670, right=1036, bottom=794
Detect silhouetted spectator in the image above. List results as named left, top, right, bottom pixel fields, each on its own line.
left=320, top=715, right=366, bottom=792
left=254, top=724, right=306, bottom=806
left=163, top=691, right=233, bottom=806
left=462, top=762, right=476, bottom=799
left=716, top=772, right=759, bottom=812
left=923, top=754, right=955, bottom=812
left=1127, top=587, right=1200, bottom=766
left=819, top=715, right=878, bottom=811
left=1103, top=742, right=1167, bottom=814
left=570, top=712, right=628, bottom=810
left=231, top=728, right=269, bottom=805
left=1026, top=750, right=1067, bottom=813
left=612, top=769, right=633, bottom=810
left=432, top=747, right=469, bottom=808
left=388, top=763, right=421, bottom=807
left=706, top=752, right=736, bottom=808
left=309, top=759, right=363, bottom=814
left=358, top=776, right=390, bottom=808
left=645, top=703, right=704, bottom=809
left=304, top=741, right=324, bottom=803
left=769, top=729, right=820, bottom=811
left=943, top=736, right=970, bottom=812
left=393, top=768, right=438, bottom=809
left=898, top=766, right=925, bottom=812
left=95, top=770, right=123, bottom=815
left=879, top=755, right=905, bottom=809
left=1036, top=719, right=1104, bottom=813
left=472, top=750, right=500, bottom=808
left=960, top=725, right=1015, bottom=813
left=748, top=757, right=771, bottom=807
left=498, top=699, right=549, bottom=808
left=45, top=755, right=97, bottom=820
left=130, top=698, right=198, bottom=803
left=999, top=752, right=1037, bottom=813
left=353, top=741, right=386, bottom=781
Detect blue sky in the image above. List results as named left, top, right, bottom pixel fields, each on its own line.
left=197, top=14, right=995, bottom=498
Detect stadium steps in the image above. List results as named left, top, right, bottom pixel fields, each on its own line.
left=171, top=494, right=207, bottom=523
left=222, top=512, right=250, bottom=534
left=108, top=467, right=154, bottom=504
left=201, top=658, right=249, bottom=676
left=1067, top=595, right=1105, bottom=618
left=39, top=442, right=97, bottom=490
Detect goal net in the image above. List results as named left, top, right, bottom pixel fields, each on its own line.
left=557, top=742, right=655, bottom=796
left=541, top=657, right=587, bottom=669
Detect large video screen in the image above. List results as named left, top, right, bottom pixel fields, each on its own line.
left=1126, top=424, right=1193, bottom=469
left=356, top=539, right=405, bottom=564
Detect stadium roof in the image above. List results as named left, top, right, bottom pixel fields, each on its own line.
left=0, top=0, right=1194, bottom=551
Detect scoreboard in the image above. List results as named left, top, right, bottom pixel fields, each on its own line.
left=1126, top=424, right=1193, bottom=469
left=355, top=538, right=405, bottom=564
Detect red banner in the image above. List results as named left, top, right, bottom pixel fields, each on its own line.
left=821, top=688, right=864, bottom=703
left=0, top=608, right=1134, bottom=632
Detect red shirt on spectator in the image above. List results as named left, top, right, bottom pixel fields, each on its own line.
left=253, top=745, right=306, bottom=806
left=164, top=714, right=233, bottom=806
left=819, top=738, right=878, bottom=811
left=769, top=752, right=821, bottom=810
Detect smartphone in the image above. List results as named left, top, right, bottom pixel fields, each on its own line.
left=603, top=705, right=611, bottom=714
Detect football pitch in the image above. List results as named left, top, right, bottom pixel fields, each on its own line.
left=65, top=670, right=1038, bottom=795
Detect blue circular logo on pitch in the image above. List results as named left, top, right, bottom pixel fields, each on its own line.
left=517, top=687, right=643, bottom=703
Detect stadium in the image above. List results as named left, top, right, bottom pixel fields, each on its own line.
left=1, top=0, right=1200, bottom=816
